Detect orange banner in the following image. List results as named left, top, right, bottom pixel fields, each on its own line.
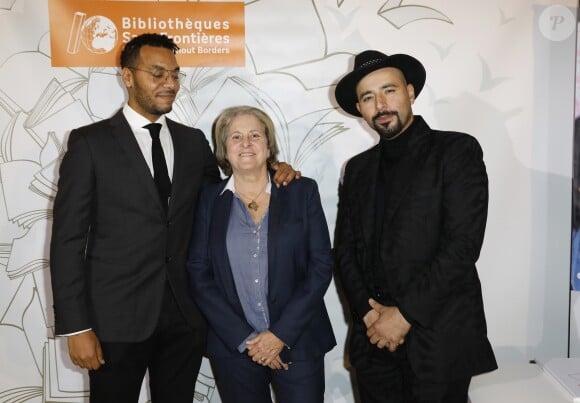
left=48, top=0, right=245, bottom=67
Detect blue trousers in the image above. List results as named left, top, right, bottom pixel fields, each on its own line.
left=211, top=354, right=325, bottom=403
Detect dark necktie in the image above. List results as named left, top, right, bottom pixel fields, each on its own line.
left=144, top=123, right=171, bottom=211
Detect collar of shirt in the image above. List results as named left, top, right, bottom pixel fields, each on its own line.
left=122, top=103, right=168, bottom=131
left=122, top=104, right=174, bottom=179
left=221, top=174, right=272, bottom=196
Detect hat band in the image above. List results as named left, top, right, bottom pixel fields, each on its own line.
left=358, top=58, right=385, bottom=69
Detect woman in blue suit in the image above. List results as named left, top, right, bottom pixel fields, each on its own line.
left=186, top=106, right=336, bottom=403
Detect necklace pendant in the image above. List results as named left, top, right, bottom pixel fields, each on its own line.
left=248, top=200, right=259, bottom=211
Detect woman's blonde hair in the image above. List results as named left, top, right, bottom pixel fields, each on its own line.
left=212, top=105, right=279, bottom=176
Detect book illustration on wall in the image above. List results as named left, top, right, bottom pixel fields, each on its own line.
left=0, top=0, right=16, bottom=10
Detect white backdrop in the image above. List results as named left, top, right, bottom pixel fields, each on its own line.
left=0, top=0, right=577, bottom=402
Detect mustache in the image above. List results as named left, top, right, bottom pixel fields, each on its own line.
left=372, top=110, right=398, bottom=122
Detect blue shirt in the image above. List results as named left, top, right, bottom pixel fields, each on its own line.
left=222, top=176, right=271, bottom=351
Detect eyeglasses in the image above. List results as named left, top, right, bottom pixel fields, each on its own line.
left=128, top=67, right=186, bottom=84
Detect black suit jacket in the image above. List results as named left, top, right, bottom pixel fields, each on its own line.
left=334, top=116, right=497, bottom=381
left=50, top=109, right=221, bottom=342
left=187, top=175, right=336, bottom=362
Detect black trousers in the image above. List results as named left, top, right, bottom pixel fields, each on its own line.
left=351, top=329, right=470, bottom=403
left=88, top=284, right=206, bottom=403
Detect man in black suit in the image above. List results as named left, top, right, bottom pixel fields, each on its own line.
left=333, top=50, right=497, bottom=402
left=50, top=34, right=295, bottom=403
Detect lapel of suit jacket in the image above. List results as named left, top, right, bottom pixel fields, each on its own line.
left=110, top=110, right=163, bottom=213
left=211, top=186, right=240, bottom=302
left=356, top=145, right=381, bottom=251
left=266, top=173, right=281, bottom=296
left=383, top=116, right=432, bottom=226
left=166, top=118, right=184, bottom=216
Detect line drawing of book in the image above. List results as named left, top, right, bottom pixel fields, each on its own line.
left=0, top=0, right=17, bottom=11
left=44, top=338, right=89, bottom=402
left=67, top=12, right=86, bottom=55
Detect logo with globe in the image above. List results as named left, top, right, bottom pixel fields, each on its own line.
left=79, top=15, right=118, bottom=54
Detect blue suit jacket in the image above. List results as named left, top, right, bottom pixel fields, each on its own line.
left=187, top=175, right=336, bottom=361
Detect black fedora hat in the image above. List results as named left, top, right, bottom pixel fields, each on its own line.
left=335, top=50, right=426, bottom=117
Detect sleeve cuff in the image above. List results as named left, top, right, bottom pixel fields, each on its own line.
left=56, top=328, right=92, bottom=337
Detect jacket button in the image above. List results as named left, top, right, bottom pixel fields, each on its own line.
left=166, top=256, right=173, bottom=263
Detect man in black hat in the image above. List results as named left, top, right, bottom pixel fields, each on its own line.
left=333, top=50, right=497, bottom=402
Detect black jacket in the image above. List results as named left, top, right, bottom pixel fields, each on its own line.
left=334, top=116, right=497, bottom=381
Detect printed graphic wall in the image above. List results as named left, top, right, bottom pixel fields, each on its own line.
left=0, top=0, right=577, bottom=402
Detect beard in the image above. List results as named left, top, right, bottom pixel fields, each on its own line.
left=133, top=81, right=175, bottom=117
left=146, top=100, right=172, bottom=116
left=372, top=111, right=404, bottom=140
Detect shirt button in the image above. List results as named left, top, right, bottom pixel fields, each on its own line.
left=255, top=279, right=259, bottom=283
left=253, top=253, right=257, bottom=258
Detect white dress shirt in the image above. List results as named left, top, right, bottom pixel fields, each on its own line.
left=123, top=104, right=174, bottom=180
